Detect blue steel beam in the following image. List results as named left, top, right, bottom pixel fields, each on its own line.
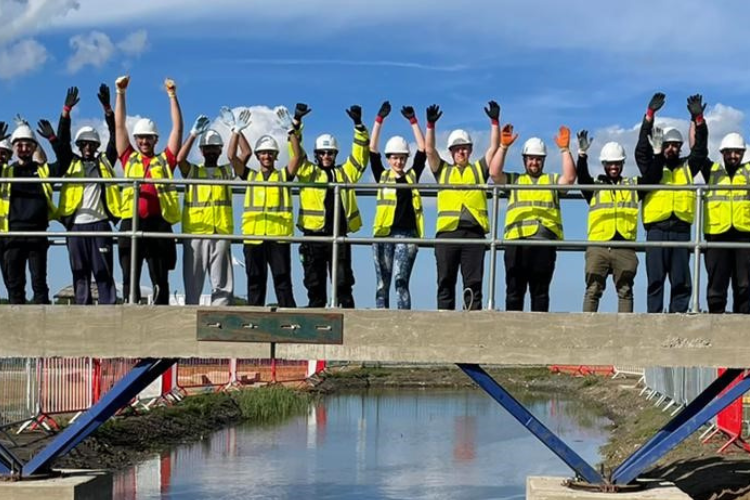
left=458, top=363, right=605, bottom=485
left=614, top=368, right=741, bottom=477
left=0, top=441, right=23, bottom=475
left=24, top=358, right=176, bottom=477
left=613, top=371, right=750, bottom=485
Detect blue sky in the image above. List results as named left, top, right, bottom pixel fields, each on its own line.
left=2, top=0, right=749, bottom=311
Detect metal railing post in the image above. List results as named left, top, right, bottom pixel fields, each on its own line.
left=128, top=180, right=140, bottom=305
left=486, top=186, right=500, bottom=310
left=330, top=184, right=342, bottom=308
left=690, top=187, right=703, bottom=313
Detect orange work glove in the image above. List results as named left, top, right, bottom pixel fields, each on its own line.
left=554, top=126, right=570, bottom=150
left=501, top=124, right=518, bottom=148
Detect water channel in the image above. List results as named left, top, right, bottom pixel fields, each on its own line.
left=112, top=389, right=611, bottom=499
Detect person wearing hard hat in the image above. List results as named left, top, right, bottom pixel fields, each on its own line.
left=690, top=99, right=750, bottom=313
left=489, top=124, right=577, bottom=312
left=636, top=93, right=705, bottom=313
left=576, top=131, right=663, bottom=312
left=368, top=101, right=426, bottom=309
left=35, top=85, right=122, bottom=305
left=175, top=110, right=249, bottom=306
left=0, top=117, right=62, bottom=304
left=228, top=106, right=302, bottom=307
left=114, top=75, right=183, bottom=305
left=292, top=103, right=369, bottom=308
left=426, top=101, right=500, bottom=310
left=0, top=122, right=11, bottom=298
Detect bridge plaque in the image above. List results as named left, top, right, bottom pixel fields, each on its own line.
left=196, top=310, right=344, bottom=344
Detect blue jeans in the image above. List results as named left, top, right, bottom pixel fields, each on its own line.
left=645, top=227, right=692, bottom=313
left=373, top=228, right=419, bottom=309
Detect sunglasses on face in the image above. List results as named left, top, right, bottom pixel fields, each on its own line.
left=318, top=150, right=336, bottom=156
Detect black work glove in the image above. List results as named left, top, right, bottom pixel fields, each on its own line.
left=401, top=106, right=416, bottom=121
left=647, top=92, right=665, bottom=117
left=294, top=102, right=312, bottom=121
left=687, top=94, right=706, bottom=121
left=346, top=105, right=363, bottom=126
left=64, top=86, right=80, bottom=110
left=426, top=104, right=443, bottom=124
left=98, top=83, right=111, bottom=110
left=37, top=119, right=56, bottom=141
left=484, top=100, right=500, bottom=121
left=377, top=101, right=391, bottom=120
left=0, top=121, right=7, bottom=142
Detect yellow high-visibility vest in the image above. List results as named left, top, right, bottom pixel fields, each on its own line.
left=587, top=177, right=639, bottom=241
left=182, top=164, right=233, bottom=235
left=435, top=161, right=489, bottom=234
left=58, top=155, right=122, bottom=220
left=504, top=173, right=563, bottom=240
left=0, top=163, right=57, bottom=232
left=121, top=152, right=180, bottom=224
left=373, top=169, right=424, bottom=237
left=642, top=163, right=695, bottom=225
left=242, top=168, right=293, bottom=244
left=703, top=162, right=750, bottom=234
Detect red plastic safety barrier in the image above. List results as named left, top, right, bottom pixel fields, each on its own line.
left=702, top=368, right=750, bottom=453
left=31, top=357, right=94, bottom=430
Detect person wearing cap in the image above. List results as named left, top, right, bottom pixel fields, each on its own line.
left=489, top=124, right=577, bottom=312
left=36, top=85, right=122, bottom=305
left=176, top=110, right=250, bottom=305
left=0, top=117, right=62, bottom=304
left=0, top=122, right=11, bottom=297
left=689, top=96, right=750, bottom=313
left=228, top=106, right=301, bottom=307
left=369, top=101, right=426, bottom=309
left=114, top=75, right=183, bottom=305
left=426, top=101, right=500, bottom=310
left=636, top=93, right=705, bottom=313
left=293, top=103, right=369, bottom=308
left=575, top=131, right=662, bottom=312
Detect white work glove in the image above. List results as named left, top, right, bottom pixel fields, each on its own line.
left=275, top=106, right=294, bottom=132
left=577, top=129, right=593, bottom=156
left=14, top=114, right=29, bottom=128
left=219, top=106, right=236, bottom=131
left=190, top=115, right=211, bottom=136
left=235, top=109, right=252, bottom=132
left=649, top=126, right=664, bottom=155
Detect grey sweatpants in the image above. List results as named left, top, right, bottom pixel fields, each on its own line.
left=183, top=238, right=233, bottom=305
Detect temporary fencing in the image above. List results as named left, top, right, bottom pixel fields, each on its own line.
left=642, top=367, right=718, bottom=415
left=0, top=358, right=38, bottom=430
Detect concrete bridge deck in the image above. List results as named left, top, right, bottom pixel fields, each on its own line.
left=0, top=306, right=743, bottom=367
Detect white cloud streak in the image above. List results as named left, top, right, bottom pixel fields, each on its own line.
left=0, top=38, right=48, bottom=80
left=67, top=30, right=115, bottom=73
left=117, top=29, right=148, bottom=57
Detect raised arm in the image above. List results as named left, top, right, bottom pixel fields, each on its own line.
left=635, top=92, right=665, bottom=175
left=483, top=100, right=500, bottom=165
left=489, top=124, right=517, bottom=184
left=370, top=101, right=390, bottom=153
left=275, top=106, right=301, bottom=177
left=59, top=86, right=79, bottom=144
left=342, top=105, right=370, bottom=182
left=400, top=106, right=424, bottom=151
left=97, top=84, right=118, bottom=165
left=164, top=78, right=183, bottom=157
left=555, top=126, right=576, bottom=185
left=37, top=119, right=70, bottom=175
left=575, top=130, right=595, bottom=187
left=177, top=115, right=210, bottom=177
left=227, top=132, right=243, bottom=177
left=425, top=104, right=443, bottom=173
left=114, top=76, right=131, bottom=157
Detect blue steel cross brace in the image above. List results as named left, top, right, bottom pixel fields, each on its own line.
left=458, top=363, right=606, bottom=485
left=23, top=358, right=176, bottom=477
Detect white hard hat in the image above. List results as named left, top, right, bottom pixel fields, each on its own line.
left=11, top=125, right=37, bottom=144
left=0, top=138, right=11, bottom=151
left=599, top=142, right=627, bottom=163
left=719, top=132, right=746, bottom=152
left=447, top=129, right=473, bottom=149
left=662, top=127, right=684, bottom=144
left=254, top=135, right=279, bottom=153
left=315, top=133, right=339, bottom=152
left=74, top=126, right=101, bottom=145
left=133, top=118, right=159, bottom=137
left=384, top=136, right=410, bottom=156
left=199, top=129, right=223, bottom=148
left=522, top=137, right=547, bottom=157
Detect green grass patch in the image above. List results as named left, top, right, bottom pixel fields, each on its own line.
left=235, top=386, right=311, bottom=423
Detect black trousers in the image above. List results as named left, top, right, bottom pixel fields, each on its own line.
left=4, top=237, right=49, bottom=304
left=435, top=228, right=486, bottom=310
left=118, top=217, right=176, bottom=305
left=244, top=242, right=296, bottom=307
left=0, top=239, right=8, bottom=297
left=68, top=220, right=117, bottom=305
left=705, top=229, right=750, bottom=314
left=300, top=234, right=355, bottom=308
left=504, top=243, right=556, bottom=312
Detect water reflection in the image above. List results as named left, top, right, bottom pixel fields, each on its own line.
left=114, top=390, right=610, bottom=500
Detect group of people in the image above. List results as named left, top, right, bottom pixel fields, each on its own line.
left=0, top=80, right=747, bottom=314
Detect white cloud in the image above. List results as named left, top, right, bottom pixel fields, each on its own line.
left=117, top=29, right=148, bottom=57
left=67, top=30, right=115, bottom=73
left=0, top=38, right=48, bottom=80
left=0, top=0, right=80, bottom=44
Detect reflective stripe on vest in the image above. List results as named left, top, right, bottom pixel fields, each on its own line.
left=58, top=155, right=122, bottom=219
left=242, top=169, right=293, bottom=243
left=703, top=162, right=750, bottom=234
left=503, top=173, right=563, bottom=240
left=297, top=165, right=362, bottom=233
left=435, top=161, right=489, bottom=234
left=0, top=163, right=57, bottom=232
left=373, top=169, right=424, bottom=237
left=642, top=163, right=695, bottom=225
left=182, top=165, right=234, bottom=235
left=587, top=177, right=639, bottom=241
left=121, top=152, right=181, bottom=224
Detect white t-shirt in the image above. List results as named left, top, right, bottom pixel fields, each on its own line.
left=73, top=159, right=108, bottom=224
